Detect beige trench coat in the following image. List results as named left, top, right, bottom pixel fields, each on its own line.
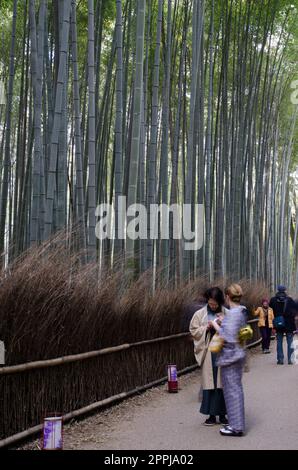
left=189, top=305, right=226, bottom=390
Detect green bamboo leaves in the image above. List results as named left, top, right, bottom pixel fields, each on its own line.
left=0, top=0, right=297, bottom=290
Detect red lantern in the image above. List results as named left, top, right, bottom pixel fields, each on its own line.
left=167, top=364, right=178, bottom=392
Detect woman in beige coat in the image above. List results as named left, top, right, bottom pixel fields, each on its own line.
left=190, top=287, right=228, bottom=426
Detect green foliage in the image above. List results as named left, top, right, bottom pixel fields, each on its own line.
left=1, top=0, right=298, bottom=283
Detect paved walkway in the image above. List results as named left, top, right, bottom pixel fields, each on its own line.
left=19, top=341, right=298, bottom=450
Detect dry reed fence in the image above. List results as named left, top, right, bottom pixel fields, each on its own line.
left=0, top=236, right=268, bottom=440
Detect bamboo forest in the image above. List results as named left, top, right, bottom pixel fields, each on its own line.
left=2, top=0, right=298, bottom=450
left=0, top=0, right=298, bottom=288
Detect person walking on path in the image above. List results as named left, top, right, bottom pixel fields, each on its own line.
left=254, top=299, right=274, bottom=354
left=189, top=287, right=228, bottom=426
left=269, top=286, right=296, bottom=365
left=211, top=284, right=246, bottom=437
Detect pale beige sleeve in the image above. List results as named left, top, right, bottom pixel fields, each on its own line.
left=189, top=310, right=207, bottom=340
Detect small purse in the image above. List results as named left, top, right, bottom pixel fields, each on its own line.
left=208, top=333, right=224, bottom=353
left=273, top=316, right=285, bottom=329
left=238, top=324, right=253, bottom=345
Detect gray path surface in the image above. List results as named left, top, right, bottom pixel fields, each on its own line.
left=20, top=345, right=298, bottom=450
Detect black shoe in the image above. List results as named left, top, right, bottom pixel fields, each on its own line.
left=219, top=415, right=228, bottom=425
left=277, top=361, right=284, bottom=365
left=288, top=361, right=293, bottom=365
left=204, top=416, right=217, bottom=426
left=220, top=425, right=243, bottom=436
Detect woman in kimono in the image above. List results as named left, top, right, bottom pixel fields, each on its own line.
left=211, top=284, right=246, bottom=437
left=189, top=287, right=228, bottom=426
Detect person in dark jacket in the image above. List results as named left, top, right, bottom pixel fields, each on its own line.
left=269, top=285, right=296, bottom=365
left=293, top=300, right=298, bottom=334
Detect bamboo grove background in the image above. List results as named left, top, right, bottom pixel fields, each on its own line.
left=0, top=0, right=298, bottom=287
left=1, top=0, right=296, bottom=441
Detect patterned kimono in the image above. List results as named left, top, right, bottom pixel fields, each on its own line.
left=216, top=307, right=246, bottom=432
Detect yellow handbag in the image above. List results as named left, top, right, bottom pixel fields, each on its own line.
left=238, top=325, right=253, bottom=345
left=208, top=333, right=224, bottom=353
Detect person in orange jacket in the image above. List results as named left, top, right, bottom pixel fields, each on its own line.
left=254, top=299, right=274, bottom=353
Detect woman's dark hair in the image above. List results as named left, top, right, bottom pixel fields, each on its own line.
left=204, top=287, right=225, bottom=306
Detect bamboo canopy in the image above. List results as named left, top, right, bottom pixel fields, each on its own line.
left=0, top=0, right=296, bottom=287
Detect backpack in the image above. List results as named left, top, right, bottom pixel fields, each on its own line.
left=273, top=299, right=287, bottom=330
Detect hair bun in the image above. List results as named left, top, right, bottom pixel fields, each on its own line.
left=225, top=283, right=243, bottom=303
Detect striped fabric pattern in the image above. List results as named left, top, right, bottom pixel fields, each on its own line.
left=221, top=359, right=245, bottom=432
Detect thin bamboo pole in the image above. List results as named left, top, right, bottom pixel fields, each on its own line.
left=0, top=319, right=259, bottom=375
left=0, top=332, right=189, bottom=375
